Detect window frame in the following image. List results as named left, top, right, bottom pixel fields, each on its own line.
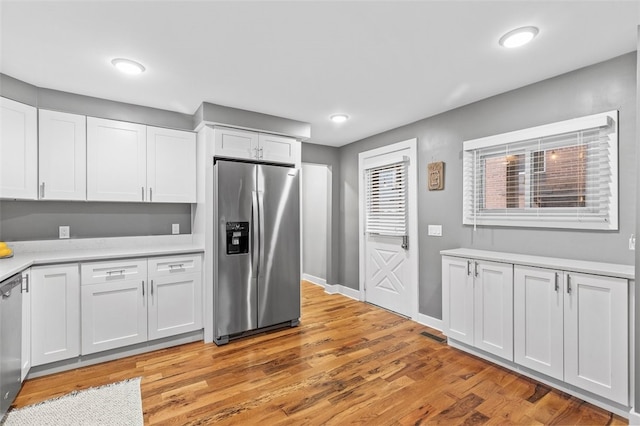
left=462, top=110, right=618, bottom=230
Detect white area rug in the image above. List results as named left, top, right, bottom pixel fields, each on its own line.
left=2, top=377, right=143, bottom=426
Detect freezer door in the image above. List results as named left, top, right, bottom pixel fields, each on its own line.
left=214, top=160, right=257, bottom=338
left=257, top=164, right=301, bottom=328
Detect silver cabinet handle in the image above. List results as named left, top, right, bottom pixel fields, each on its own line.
left=107, top=269, right=125, bottom=276
left=40, top=182, right=45, bottom=198
left=474, top=261, right=479, bottom=278
left=253, top=147, right=259, bottom=159
left=259, top=147, right=264, bottom=158
left=151, top=279, right=154, bottom=297
left=150, top=187, right=153, bottom=202
left=141, top=280, right=145, bottom=297
left=22, top=274, right=29, bottom=293
left=567, top=274, right=572, bottom=294
left=467, top=260, right=472, bottom=276
left=168, top=264, right=184, bottom=270
left=142, top=186, right=145, bottom=201
left=554, top=272, right=559, bottom=292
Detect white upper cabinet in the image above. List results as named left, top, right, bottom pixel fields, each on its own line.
left=213, top=127, right=299, bottom=165
left=87, top=117, right=147, bottom=202
left=0, top=97, right=38, bottom=199
left=147, top=126, right=196, bottom=203
left=39, top=110, right=87, bottom=200
left=258, top=133, right=300, bottom=164
left=214, top=127, right=259, bottom=160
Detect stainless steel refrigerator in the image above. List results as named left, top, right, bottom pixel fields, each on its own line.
left=213, top=159, right=300, bottom=345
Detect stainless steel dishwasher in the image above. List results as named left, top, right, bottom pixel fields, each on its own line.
left=0, top=273, right=22, bottom=419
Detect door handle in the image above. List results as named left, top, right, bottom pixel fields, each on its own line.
left=474, top=261, right=479, bottom=278
left=251, top=191, right=260, bottom=278
left=141, top=280, right=145, bottom=297
left=257, top=191, right=265, bottom=274
left=554, top=272, right=559, bottom=292
left=151, top=279, right=154, bottom=299
left=401, top=235, right=408, bottom=250
left=467, top=260, right=472, bottom=276
left=567, top=274, right=572, bottom=294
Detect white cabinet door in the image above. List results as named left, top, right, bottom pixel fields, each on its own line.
left=473, top=261, right=513, bottom=361
left=442, top=256, right=474, bottom=346
left=81, top=280, right=148, bottom=355
left=21, top=269, right=31, bottom=381
left=514, top=266, right=564, bottom=380
left=147, top=255, right=203, bottom=340
left=148, top=273, right=202, bottom=340
left=147, top=126, right=196, bottom=203
left=0, top=97, right=37, bottom=199
left=87, top=117, right=147, bottom=202
left=39, top=110, right=87, bottom=200
left=564, top=272, right=628, bottom=405
left=258, top=133, right=299, bottom=165
left=214, top=127, right=258, bottom=160
left=31, top=264, right=80, bottom=366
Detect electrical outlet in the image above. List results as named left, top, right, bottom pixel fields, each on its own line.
left=172, top=224, right=180, bottom=235
left=428, top=225, right=443, bottom=236
left=629, top=234, right=636, bottom=251
left=59, top=226, right=70, bottom=239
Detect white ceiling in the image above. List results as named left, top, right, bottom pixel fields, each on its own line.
left=1, top=1, right=639, bottom=147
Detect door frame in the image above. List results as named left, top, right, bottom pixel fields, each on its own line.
left=358, top=138, right=419, bottom=320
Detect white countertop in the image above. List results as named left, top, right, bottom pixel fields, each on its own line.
left=440, top=248, right=635, bottom=280
left=0, top=235, right=204, bottom=282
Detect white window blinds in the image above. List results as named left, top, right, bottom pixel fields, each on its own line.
left=463, top=110, right=618, bottom=230
left=365, top=160, right=408, bottom=236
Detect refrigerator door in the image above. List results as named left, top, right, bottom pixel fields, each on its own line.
left=214, top=160, right=257, bottom=339
left=256, top=164, right=301, bottom=328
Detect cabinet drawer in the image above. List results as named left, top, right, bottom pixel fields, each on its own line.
left=81, top=258, right=147, bottom=285
left=148, top=254, right=202, bottom=278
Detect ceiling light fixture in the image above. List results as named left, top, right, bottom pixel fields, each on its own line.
left=330, top=114, right=349, bottom=123
left=111, top=58, right=146, bottom=75
left=498, top=26, right=539, bottom=48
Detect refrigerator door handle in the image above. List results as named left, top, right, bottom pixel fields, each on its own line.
left=258, top=191, right=265, bottom=274
left=252, top=190, right=260, bottom=278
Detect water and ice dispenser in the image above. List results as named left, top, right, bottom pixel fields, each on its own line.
left=226, top=222, right=249, bottom=255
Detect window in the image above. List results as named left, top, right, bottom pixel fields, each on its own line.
left=365, top=160, right=407, bottom=236
left=463, top=110, right=618, bottom=230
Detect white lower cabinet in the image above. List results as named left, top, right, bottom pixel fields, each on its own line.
left=444, top=253, right=630, bottom=409
left=514, top=266, right=628, bottom=404
left=81, top=254, right=202, bottom=355
left=31, top=264, right=80, bottom=367
left=442, top=257, right=513, bottom=360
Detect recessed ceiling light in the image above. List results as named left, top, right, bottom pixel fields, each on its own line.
left=330, top=114, right=349, bottom=123
left=111, top=58, right=146, bottom=75
left=499, top=26, right=539, bottom=48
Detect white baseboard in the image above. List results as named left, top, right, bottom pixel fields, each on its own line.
left=629, top=408, right=640, bottom=425
left=302, top=273, right=327, bottom=287
left=416, top=313, right=442, bottom=331
left=324, top=283, right=361, bottom=301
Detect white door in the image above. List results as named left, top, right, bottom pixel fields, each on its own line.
left=87, top=117, right=147, bottom=202
left=0, top=97, right=37, bottom=199
left=147, top=126, right=196, bottom=203
left=358, top=138, right=418, bottom=319
left=31, top=264, right=80, bottom=366
left=473, top=260, right=514, bottom=361
left=148, top=273, right=202, bottom=340
left=214, top=127, right=258, bottom=160
left=259, top=133, right=299, bottom=165
left=38, top=109, right=87, bottom=200
left=564, top=272, right=628, bottom=404
left=513, top=265, right=564, bottom=380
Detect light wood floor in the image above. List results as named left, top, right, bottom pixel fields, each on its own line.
left=14, top=281, right=627, bottom=425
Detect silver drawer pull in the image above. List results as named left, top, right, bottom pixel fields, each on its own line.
left=168, top=264, right=185, bottom=270
left=107, top=269, right=125, bottom=276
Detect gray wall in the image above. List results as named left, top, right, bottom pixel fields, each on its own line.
left=338, top=52, right=637, bottom=321
left=0, top=201, right=191, bottom=241
left=301, top=142, right=341, bottom=285
left=301, top=163, right=329, bottom=280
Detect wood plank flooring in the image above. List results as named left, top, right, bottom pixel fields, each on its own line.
left=13, top=281, right=627, bottom=425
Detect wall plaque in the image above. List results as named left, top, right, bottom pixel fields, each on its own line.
left=428, top=161, right=444, bottom=190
